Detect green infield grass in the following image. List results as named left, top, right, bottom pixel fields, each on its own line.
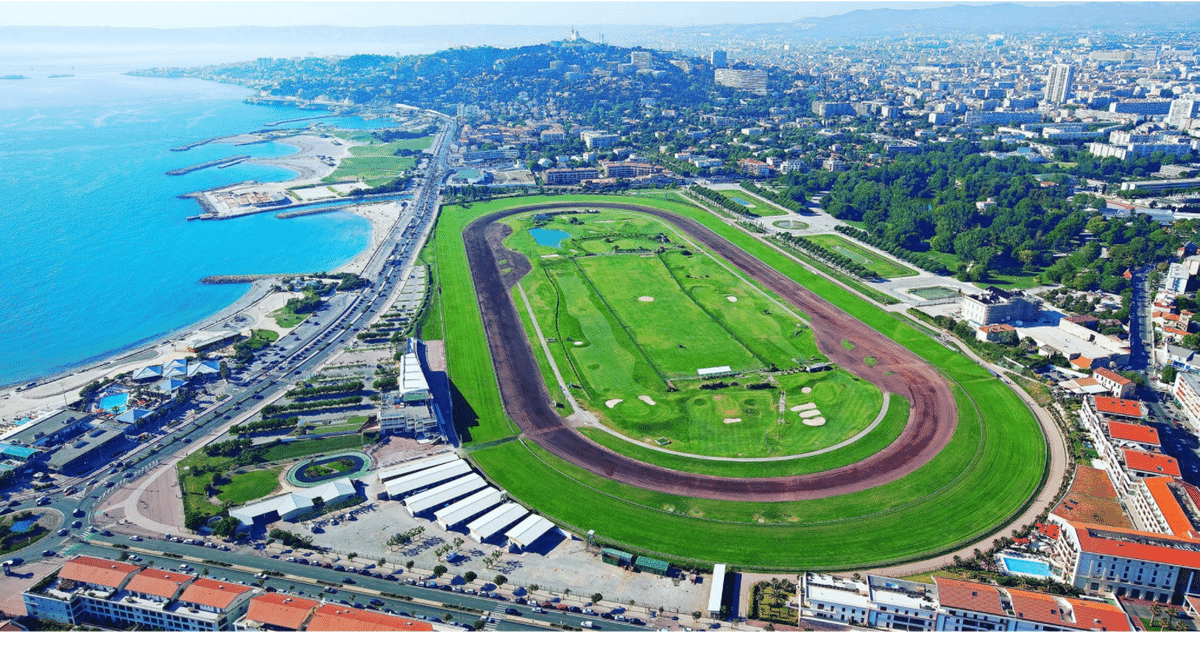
left=216, top=469, right=282, bottom=504
left=806, top=234, right=918, bottom=279
left=323, top=155, right=416, bottom=187
left=493, top=209, right=880, bottom=458
left=575, top=392, right=907, bottom=478
left=717, top=189, right=787, bottom=217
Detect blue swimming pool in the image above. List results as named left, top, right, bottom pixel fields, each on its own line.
left=99, top=392, right=129, bottom=413
left=1000, top=555, right=1052, bottom=578
left=529, top=228, right=571, bottom=249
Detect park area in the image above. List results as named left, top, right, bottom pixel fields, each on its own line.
left=749, top=579, right=799, bottom=626
left=0, top=512, right=53, bottom=556
left=321, top=130, right=424, bottom=187
left=177, top=433, right=368, bottom=529
left=806, top=234, right=918, bottom=279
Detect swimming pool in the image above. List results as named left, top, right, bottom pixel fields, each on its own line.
left=99, top=392, right=129, bottom=413
left=1000, top=555, right=1052, bottom=578
left=729, top=196, right=756, bottom=208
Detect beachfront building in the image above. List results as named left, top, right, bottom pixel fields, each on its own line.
left=0, top=409, right=91, bottom=449
left=23, top=556, right=255, bottom=631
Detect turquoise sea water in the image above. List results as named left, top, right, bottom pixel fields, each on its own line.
left=0, top=72, right=395, bottom=387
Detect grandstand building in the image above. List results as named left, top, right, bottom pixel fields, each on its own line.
left=378, top=340, right=440, bottom=439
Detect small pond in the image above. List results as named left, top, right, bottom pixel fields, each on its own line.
left=529, top=228, right=571, bottom=248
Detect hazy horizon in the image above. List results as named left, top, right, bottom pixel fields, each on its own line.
left=1, top=1, right=1042, bottom=28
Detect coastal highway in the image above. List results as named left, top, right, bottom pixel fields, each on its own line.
left=1, top=119, right=459, bottom=580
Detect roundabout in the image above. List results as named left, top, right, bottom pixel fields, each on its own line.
left=429, top=195, right=1049, bottom=569
left=286, top=451, right=373, bottom=488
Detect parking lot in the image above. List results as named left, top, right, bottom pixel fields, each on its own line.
left=271, top=496, right=711, bottom=616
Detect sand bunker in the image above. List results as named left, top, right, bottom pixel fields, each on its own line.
left=543, top=254, right=560, bottom=258
left=790, top=402, right=816, bottom=412
left=574, top=341, right=584, bottom=346
left=639, top=395, right=657, bottom=405
left=799, top=409, right=822, bottom=418
left=605, top=399, right=623, bottom=409
left=723, top=418, right=742, bottom=424
left=638, top=296, right=655, bottom=302
left=726, top=296, right=738, bottom=302
left=801, top=387, right=812, bottom=394
left=802, top=417, right=826, bottom=426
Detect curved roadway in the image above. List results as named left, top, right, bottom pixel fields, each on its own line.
left=464, top=202, right=959, bottom=502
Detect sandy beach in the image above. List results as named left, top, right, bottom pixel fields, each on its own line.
left=0, top=130, right=400, bottom=423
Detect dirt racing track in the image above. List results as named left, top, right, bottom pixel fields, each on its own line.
left=463, top=202, right=959, bottom=502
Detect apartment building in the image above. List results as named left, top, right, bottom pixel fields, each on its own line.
left=1047, top=517, right=1200, bottom=604
left=542, top=167, right=601, bottom=185
left=1091, top=367, right=1135, bottom=398
left=1173, top=371, right=1200, bottom=433
left=800, top=572, right=1131, bottom=631
left=23, top=556, right=255, bottom=631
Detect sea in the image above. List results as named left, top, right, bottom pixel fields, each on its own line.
left=0, top=57, right=403, bottom=388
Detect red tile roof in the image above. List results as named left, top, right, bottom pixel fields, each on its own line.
left=125, top=569, right=193, bottom=600
left=59, top=556, right=140, bottom=589
left=1006, top=587, right=1072, bottom=628
left=245, top=593, right=319, bottom=631
left=1037, top=523, right=1061, bottom=539
left=177, top=577, right=254, bottom=610
left=1107, top=420, right=1161, bottom=446
left=1164, top=326, right=1189, bottom=336
left=1122, top=449, right=1181, bottom=478
left=1143, top=477, right=1200, bottom=539
left=1093, top=367, right=1132, bottom=386
left=1093, top=397, right=1143, bottom=418
left=1068, top=521, right=1200, bottom=567
left=1070, top=357, right=1094, bottom=370
left=306, top=604, right=434, bottom=632
left=1067, top=598, right=1133, bottom=632
left=933, top=577, right=1005, bottom=615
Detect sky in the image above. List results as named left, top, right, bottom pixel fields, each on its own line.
left=1, top=0, right=995, bottom=28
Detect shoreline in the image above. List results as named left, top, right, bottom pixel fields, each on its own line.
left=0, top=127, right=396, bottom=419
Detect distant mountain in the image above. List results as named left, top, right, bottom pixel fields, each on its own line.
left=800, top=2, right=1200, bottom=36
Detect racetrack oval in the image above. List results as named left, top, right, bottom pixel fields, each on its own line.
left=463, top=201, right=959, bottom=502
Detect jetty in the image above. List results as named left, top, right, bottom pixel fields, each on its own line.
left=276, top=203, right=359, bottom=218
left=166, top=155, right=250, bottom=176
left=201, top=273, right=305, bottom=285
left=263, top=113, right=340, bottom=127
